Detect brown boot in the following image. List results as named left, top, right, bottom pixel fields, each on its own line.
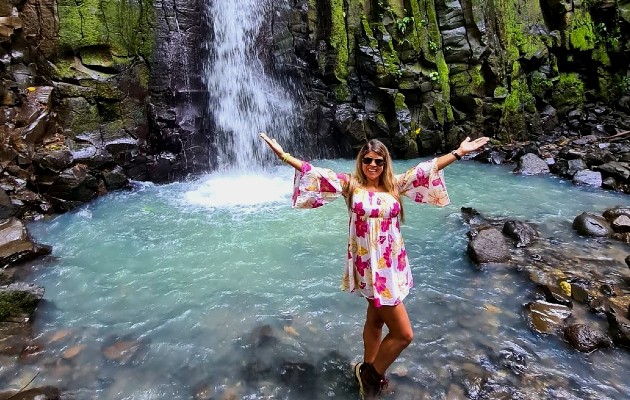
left=355, top=362, right=388, bottom=399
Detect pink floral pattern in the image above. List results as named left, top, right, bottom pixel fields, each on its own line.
left=292, top=159, right=449, bottom=307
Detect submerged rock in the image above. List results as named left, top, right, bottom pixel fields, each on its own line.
left=0, top=386, right=60, bottom=400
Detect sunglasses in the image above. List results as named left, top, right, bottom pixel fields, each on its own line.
left=362, top=157, right=385, bottom=167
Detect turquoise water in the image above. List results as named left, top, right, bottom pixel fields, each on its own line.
left=7, top=159, right=630, bottom=399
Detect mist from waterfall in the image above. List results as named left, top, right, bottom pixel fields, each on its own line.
left=203, top=0, right=298, bottom=171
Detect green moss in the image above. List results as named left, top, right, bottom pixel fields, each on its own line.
left=330, top=0, right=349, bottom=83
left=530, top=71, right=553, bottom=99
left=597, top=67, right=612, bottom=100
left=567, top=7, right=595, bottom=51
left=0, top=291, right=39, bottom=321
left=362, top=15, right=402, bottom=81
left=393, top=91, right=406, bottom=111
left=501, top=76, right=535, bottom=140
left=333, top=83, right=351, bottom=102
left=592, top=45, right=610, bottom=66
left=497, top=0, right=548, bottom=63
left=436, top=51, right=453, bottom=121
left=552, top=72, right=585, bottom=110
left=57, top=0, right=155, bottom=61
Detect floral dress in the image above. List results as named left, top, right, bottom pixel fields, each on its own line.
left=292, top=159, right=450, bottom=307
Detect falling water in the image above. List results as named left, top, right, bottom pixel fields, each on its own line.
left=203, top=0, right=298, bottom=170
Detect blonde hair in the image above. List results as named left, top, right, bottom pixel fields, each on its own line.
left=345, top=139, right=404, bottom=222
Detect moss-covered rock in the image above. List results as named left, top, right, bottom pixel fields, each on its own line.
left=0, top=283, right=44, bottom=322
left=551, top=72, right=585, bottom=112
left=57, top=0, right=155, bottom=60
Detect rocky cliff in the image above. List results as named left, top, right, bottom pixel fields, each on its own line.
left=1, top=0, right=629, bottom=219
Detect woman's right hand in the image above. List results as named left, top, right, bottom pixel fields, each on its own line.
left=259, top=132, right=284, bottom=157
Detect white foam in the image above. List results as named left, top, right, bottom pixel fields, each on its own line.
left=183, top=170, right=292, bottom=208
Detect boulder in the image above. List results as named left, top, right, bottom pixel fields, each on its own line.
left=563, top=324, right=612, bottom=353
left=573, top=170, right=602, bottom=187
left=0, top=218, right=51, bottom=267
left=467, top=227, right=511, bottom=264
left=572, top=212, right=613, bottom=237
left=514, top=153, right=550, bottom=175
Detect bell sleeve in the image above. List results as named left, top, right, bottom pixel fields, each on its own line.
left=396, top=158, right=450, bottom=207
left=292, top=162, right=349, bottom=209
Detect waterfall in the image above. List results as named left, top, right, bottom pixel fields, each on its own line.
left=203, top=0, right=298, bottom=171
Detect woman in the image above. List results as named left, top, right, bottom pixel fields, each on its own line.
left=260, top=132, right=489, bottom=399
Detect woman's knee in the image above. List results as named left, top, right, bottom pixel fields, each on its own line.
left=398, top=329, right=413, bottom=347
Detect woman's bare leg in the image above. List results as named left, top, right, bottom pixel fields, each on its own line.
left=363, top=300, right=384, bottom=363
left=370, top=302, right=413, bottom=375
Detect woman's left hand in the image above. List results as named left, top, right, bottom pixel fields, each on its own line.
left=459, top=136, right=490, bottom=155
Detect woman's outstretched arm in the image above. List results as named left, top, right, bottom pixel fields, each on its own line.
left=259, top=132, right=304, bottom=171
left=436, top=136, right=490, bottom=170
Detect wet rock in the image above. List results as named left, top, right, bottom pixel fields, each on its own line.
left=563, top=324, right=612, bottom=352
left=612, top=232, right=630, bottom=243
left=62, top=343, right=86, bottom=360
left=0, top=188, right=15, bottom=219
left=102, top=338, right=144, bottom=364
left=594, top=161, right=630, bottom=181
left=611, top=215, right=630, bottom=233
left=279, top=361, right=316, bottom=392
left=460, top=207, right=492, bottom=226
left=19, top=343, right=45, bottom=363
left=502, top=220, right=538, bottom=247
left=467, top=227, right=511, bottom=264
left=496, top=345, right=528, bottom=375
left=0, top=321, right=32, bottom=356
left=525, top=300, right=572, bottom=334
left=514, top=153, right=550, bottom=175
left=551, top=158, right=587, bottom=178
left=538, top=284, right=572, bottom=308
left=0, top=386, right=61, bottom=400
left=603, top=206, right=630, bottom=222
left=102, top=166, right=129, bottom=190
left=570, top=281, right=595, bottom=305
left=602, top=176, right=617, bottom=190
left=625, top=255, right=630, bottom=268
left=572, top=170, right=602, bottom=187
left=606, top=307, right=630, bottom=348
left=317, top=351, right=355, bottom=397
left=473, top=148, right=508, bottom=165
left=32, top=150, right=73, bottom=173
left=572, top=212, right=613, bottom=237
left=0, top=282, right=44, bottom=322
left=0, top=217, right=52, bottom=267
